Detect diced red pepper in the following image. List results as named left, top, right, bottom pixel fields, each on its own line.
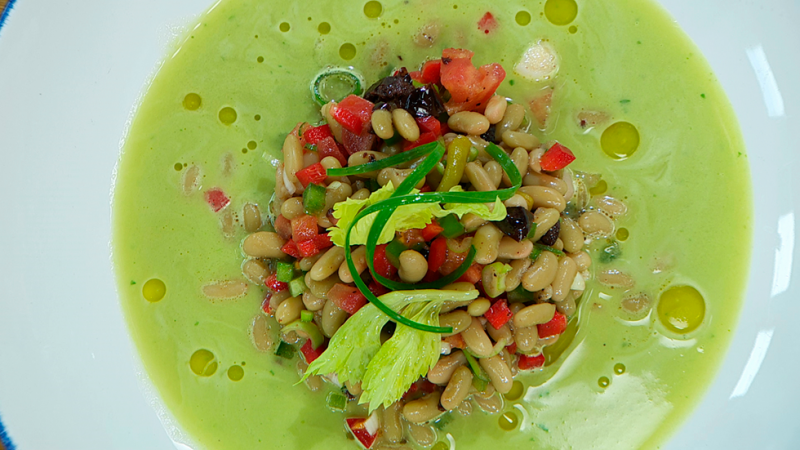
left=328, top=283, right=368, bottom=314
left=274, top=214, right=293, bottom=240
left=443, top=333, right=466, bottom=349
left=518, top=353, right=545, bottom=370
left=421, top=220, right=444, bottom=241
left=204, top=188, right=230, bottom=212
left=506, top=342, right=518, bottom=355
left=346, top=417, right=378, bottom=449
left=484, top=299, right=513, bottom=330
left=342, top=129, right=377, bottom=155
left=297, top=238, right=320, bottom=258
left=416, top=116, right=442, bottom=136
left=537, top=311, right=568, bottom=338
left=456, top=263, right=483, bottom=284
left=420, top=379, right=437, bottom=394
left=427, top=237, right=447, bottom=274
left=332, top=95, right=374, bottom=135
left=440, top=48, right=506, bottom=113
left=539, top=143, right=576, bottom=172
left=317, top=136, right=348, bottom=167
left=295, top=163, right=327, bottom=188
left=477, top=12, right=498, bottom=34
left=410, top=59, right=442, bottom=84
left=368, top=281, right=389, bottom=298
left=312, top=233, right=333, bottom=251
left=265, top=273, right=288, bottom=292
left=419, top=185, right=432, bottom=193
left=291, top=215, right=319, bottom=243
left=280, top=240, right=301, bottom=259
left=300, top=339, right=326, bottom=363
left=303, top=124, right=333, bottom=145
left=372, top=244, right=397, bottom=278
left=403, top=131, right=438, bottom=151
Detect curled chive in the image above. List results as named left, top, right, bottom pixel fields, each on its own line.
left=326, top=141, right=438, bottom=177
left=311, top=68, right=364, bottom=106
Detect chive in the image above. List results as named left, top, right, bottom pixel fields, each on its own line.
left=326, top=392, right=348, bottom=411
left=304, top=143, right=317, bottom=152
left=526, top=222, right=538, bottom=240
left=507, top=284, right=535, bottom=303
left=438, top=214, right=465, bottom=238
left=301, top=310, right=314, bottom=322
left=326, top=141, right=438, bottom=177
left=432, top=412, right=453, bottom=430
left=274, top=341, right=295, bottom=359
left=311, top=69, right=363, bottom=106
left=529, top=246, right=542, bottom=261
left=535, top=243, right=564, bottom=256
left=366, top=178, right=380, bottom=192
left=276, top=261, right=295, bottom=283
left=472, top=374, right=489, bottom=392
left=385, top=239, right=407, bottom=268
left=289, top=276, right=307, bottom=297
left=303, top=183, right=327, bottom=214
left=463, top=350, right=490, bottom=391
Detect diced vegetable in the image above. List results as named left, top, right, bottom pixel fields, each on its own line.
left=300, top=339, right=326, bottom=363
left=482, top=262, right=511, bottom=298
left=385, top=239, right=407, bottom=268
left=518, top=353, right=545, bottom=370
left=437, top=214, right=465, bottom=238
left=507, top=284, right=535, bottom=302
left=296, top=163, right=327, bottom=187
left=291, top=215, right=319, bottom=243
left=297, top=238, right=321, bottom=258
left=409, top=59, right=442, bottom=84
left=303, top=183, right=327, bottom=214
left=539, top=142, right=576, bottom=171
left=346, top=415, right=379, bottom=449
left=372, top=244, right=397, bottom=278
left=456, top=263, right=482, bottom=284
left=312, top=233, right=333, bottom=250
left=301, top=310, right=314, bottom=322
left=303, top=124, right=333, bottom=144
left=535, top=243, right=564, bottom=256
left=204, top=188, right=230, bottom=212
left=437, top=136, right=471, bottom=192
left=484, top=299, right=513, bottom=329
left=317, top=136, right=348, bottom=167
left=328, top=283, right=368, bottom=314
left=427, top=237, right=447, bottom=273
left=276, top=261, right=295, bottom=283
left=440, top=48, right=505, bottom=113
left=274, top=214, right=293, bottom=240
left=421, top=220, right=444, bottom=241
left=477, top=12, right=498, bottom=34
left=326, top=392, right=348, bottom=411
left=312, top=69, right=364, bottom=106
left=342, top=129, right=377, bottom=155
left=289, top=275, right=308, bottom=297
left=529, top=246, right=542, bottom=261
left=443, top=333, right=466, bottom=349
left=416, top=115, right=442, bottom=135
left=283, top=320, right=325, bottom=350
left=280, top=240, right=301, bottom=258
left=274, top=341, right=295, bottom=359
left=496, top=206, right=535, bottom=242
left=403, top=131, right=439, bottom=151
left=463, top=350, right=490, bottom=391
left=332, top=94, right=374, bottom=134
left=537, top=311, right=568, bottom=338
left=265, top=273, right=288, bottom=292
left=506, top=342, right=518, bottom=355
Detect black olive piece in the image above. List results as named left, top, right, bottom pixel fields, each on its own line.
left=363, top=67, right=416, bottom=105
left=496, top=206, right=535, bottom=242
left=538, top=220, right=561, bottom=246
left=480, top=124, right=497, bottom=143
left=405, top=84, right=449, bottom=121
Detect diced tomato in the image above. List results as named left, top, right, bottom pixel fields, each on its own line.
left=419, top=185, right=432, bottom=193
left=368, top=281, right=389, bottom=298
left=204, top=188, right=230, bottom=212
left=317, top=136, right=348, bottom=167
left=274, top=214, right=293, bottom=240
left=280, top=240, right=301, bottom=259
left=261, top=293, right=273, bottom=314
left=506, top=342, right=518, bottom=355
left=342, top=128, right=377, bottom=155
left=332, top=95, right=374, bottom=135
left=518, top=353, right=545, bottom=370
left=291, top=215, right=319, bottom=243
left=300, top=339, right=326, bottom=363
left=295, top=163, right=327, bottom=188
left=372, top=244, right=397, bottom=278
left=328, top=283, right=368, bottom=314
left=265, top=273, right=288, bottom=292
left=312, top=233, right=333, bottom=250
left=403, top=131, right=439, bottom=151
left=443, top=333, right=466, bottom=349
left=477, top=12, right=498, bottom=34
left=484, top=299, right=513, bottom=330
left=397, top=229, right=425, bottom=247
left=539, top=142, right=576, bottom=172
left=456, top=263, right=483, bottom=284
left=420, top=379, right=437, bottom=394
left=440, top=48, right=506, bottom=113
left=416, top=116, right=442, bottom=135
left=427, top=237, right=447, bottom=274
left=410, top=59, right=442, bottom=84
left=297, top=238, right=320, bottom=258
left=538, top=311, right=568, bottom=338
left=421, top=220, right=444, bottom=241
left=303, top=124, right=333, bottom=144
left=346, top=417, right=379, bottom=449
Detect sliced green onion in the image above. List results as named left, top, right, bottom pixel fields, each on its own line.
left=301, top=310, right=314, bottom=322
left=529, top=246, right=543, bottom=261
left=274, top=341, right=295, bottom=359
left=276, top=261, right=295, bottom=283
left=305, top=143, right=317, bottom=152
left=535, top=243, right=564, bottom=256
left=526, top=222, right=539, bottom=240
left=282, top=320, right=324, bottom=349
left=289, top=276, right=308, bottom=297
left=467, top=146, right=479, bottom=162
left=311, top=68, right=364, bottom=106
left=303, top=182, right=327, bottom=214
left=326, top=141, right=438, bottom=177
left=438, top=214, right=465, bottom=238
left=326, top=392, right=348, bottom=411
left=463, top=350, right=490, bottom=391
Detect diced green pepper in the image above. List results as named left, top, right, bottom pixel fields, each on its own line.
left=274, top=341, right=295, bottom=359
left=385, top=239, right=407, bottom=268
left=438, top=214, right=465, bottom=238
left=289, top=276, right=308, bottom=297
left=301, top=310, right=314, bottom=322
left=507, top=284, right=535, bottom=303
left=326, top=392, right=348, bottom=411
left=303, top=183, right=326, bottom=214
left=276, top=261, right=295, bottom=283
left=529, top=246, right=542, bottom=261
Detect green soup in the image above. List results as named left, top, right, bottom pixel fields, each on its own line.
left=113, top=0, right=752, bottom=448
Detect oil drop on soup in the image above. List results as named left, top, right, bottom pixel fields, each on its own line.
left=113, top=0, right=751, bottom=449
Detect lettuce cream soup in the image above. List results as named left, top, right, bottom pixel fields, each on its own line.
left=113, top=0, right=752, bottom=448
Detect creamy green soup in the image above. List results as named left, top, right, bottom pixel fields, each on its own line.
left=113, top=0, right=752, bottom=448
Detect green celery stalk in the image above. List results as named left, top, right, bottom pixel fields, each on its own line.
left=276, top=261, right=295, bottom=283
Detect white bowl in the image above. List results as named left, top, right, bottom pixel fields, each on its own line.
left=0, top=0, right=797, bottom=449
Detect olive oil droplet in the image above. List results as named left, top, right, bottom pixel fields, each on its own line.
left=598, top=376, right=610, bottom=388
left=616, top=228, right=629, bottom=241
left=190, top=349, right=218, bottom=376
left=279, top=22, right=290, bottom=32
left=182, top=93, right=202, bottom=110
left=247, top=140, right=257, bottom=150
left=657, top=285, right=705, bottom=333
left=504, top=380, right=524, bottom=401
left=363, top=1, right=383, bottom=18
left=339, top=43, right=357, bottom=60
left=219, top=107, right=238, bottom=125
left=499, top=411, right=519, bottom=431
left=614, top=363, right=626, bottom=375
left=515, top=11, right=532, bottom=26
left=318, top=22, right=331, bottom=34
left=227, top=365, right=244, bottom=381
left=589, top=179, right=608, bottom=196
left=142, top=278, right=166, bottom=302
left=544, top=0, right=578, bottom=26
left=601, top=121, right=640, bottom=160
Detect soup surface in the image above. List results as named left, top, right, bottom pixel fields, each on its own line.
left=113, top=0, right=752, bottom=448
